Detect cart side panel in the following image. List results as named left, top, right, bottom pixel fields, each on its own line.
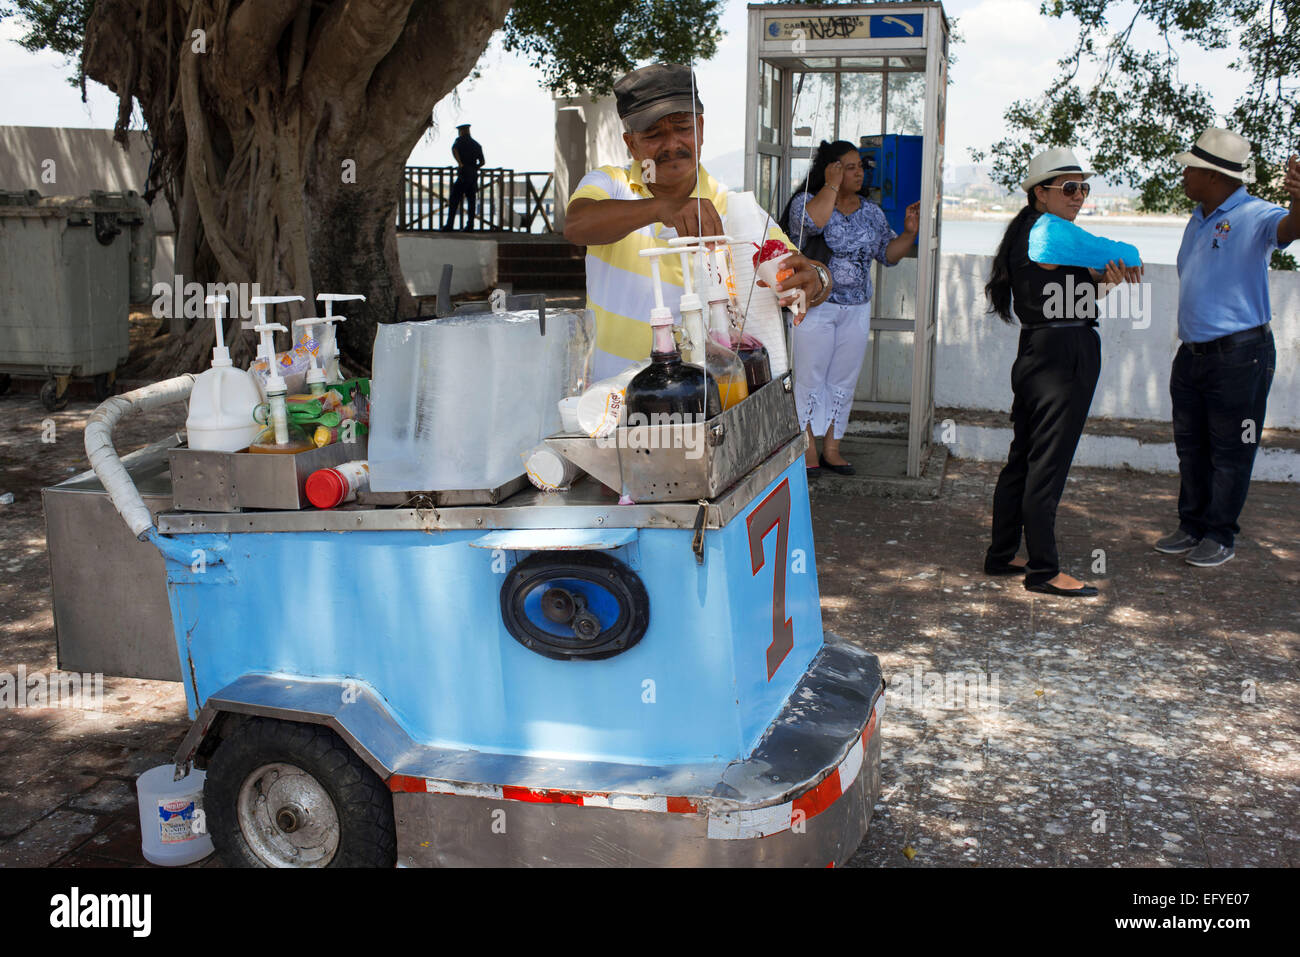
left=163, top=528, right=755, bottom=765
left=717, top=458, right=824, bottom=754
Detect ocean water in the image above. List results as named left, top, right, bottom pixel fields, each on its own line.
left=940, top=219, right=1188, bottom=266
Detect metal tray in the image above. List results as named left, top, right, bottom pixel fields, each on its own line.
left=545, top=373, right=799, bottom=503
left=169, top=438, right=369, bottom=512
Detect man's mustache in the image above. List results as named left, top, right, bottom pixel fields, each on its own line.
left=654, top=149, right=695, bottom=164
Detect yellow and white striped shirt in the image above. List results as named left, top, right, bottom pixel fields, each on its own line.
left=569, top=162, right=795, bottom=379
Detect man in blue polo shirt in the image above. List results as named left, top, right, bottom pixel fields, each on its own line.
left=1154, top=128, right=1300, bottom=566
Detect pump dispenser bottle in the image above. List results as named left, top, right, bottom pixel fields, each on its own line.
left=624, top=249, right=722, bottom=420
left=185, top=295, right=264, bottom=452
left=315, top=293, right=365, bottom=383
left=706, top=246, right=771, bottom=392
left=248, top=297, right=315, bottom=454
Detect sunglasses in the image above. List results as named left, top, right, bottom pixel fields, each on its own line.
left=1041, top=180, right=1091, bottom=198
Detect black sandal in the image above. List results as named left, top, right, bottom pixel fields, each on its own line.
left=819, top=454, right=855, bottom=476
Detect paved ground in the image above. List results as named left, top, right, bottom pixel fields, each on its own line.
left=0, top=390, right=1296, bottom=867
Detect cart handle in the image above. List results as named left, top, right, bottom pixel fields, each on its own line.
left=84, top=374, right=196, bottom=541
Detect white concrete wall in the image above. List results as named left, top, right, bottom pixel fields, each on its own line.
left=935, top=253, right=1300, bottom=431
left=552, top=94, right=626, bottom=230
left=0, top=126, right=174, bottom=232
left=397, top=235, right=496, bottom=296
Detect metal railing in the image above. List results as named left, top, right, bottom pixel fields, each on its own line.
left=399, top=167, right=555, bottom=233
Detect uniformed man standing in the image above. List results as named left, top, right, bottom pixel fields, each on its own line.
left=1154, top=129, right=1300, bottom=566
left=443, top=122, right=485, bottom=231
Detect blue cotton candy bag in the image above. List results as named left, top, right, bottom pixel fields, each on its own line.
left=1028, top=213, right=1142, bottom=270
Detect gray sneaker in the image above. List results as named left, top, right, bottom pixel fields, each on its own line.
left=1154, top=530, right=1201, bottom=554
left=1184, top=540, right=1235, bottom=567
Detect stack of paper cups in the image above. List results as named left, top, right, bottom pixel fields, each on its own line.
left=575, top=363, right=644, bottom=438
left=724, top=191, right=790, bottom=377
left=523, top=444, right=582, bottom=492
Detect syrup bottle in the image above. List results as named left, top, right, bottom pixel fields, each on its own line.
left=625, top=250, right=721, bottom=420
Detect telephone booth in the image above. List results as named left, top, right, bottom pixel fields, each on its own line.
left=744, top=2, right=949, bottom=478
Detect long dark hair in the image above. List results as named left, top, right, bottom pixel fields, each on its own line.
left=985, top=186, right=1042, bottom=323
left=778, top=140, right=865, bottom=236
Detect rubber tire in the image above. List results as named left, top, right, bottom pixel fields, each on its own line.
left=205, top=717, right=397, bottom=868
left=0, top=374, right=10, bottom=396
left=39, top=379, right=68, bottom=412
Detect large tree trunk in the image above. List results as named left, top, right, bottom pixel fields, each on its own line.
left=81, top=0, right=512, bottom=376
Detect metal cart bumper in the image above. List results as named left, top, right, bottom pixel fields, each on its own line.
left=174, top=639, right=883, bottom=867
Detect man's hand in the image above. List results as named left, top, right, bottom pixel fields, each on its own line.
left=774, top=251, right=828, bottom=320
left=658, top=196, right=724, bottom=239
left=1280, top=154, right=1300, bottom=245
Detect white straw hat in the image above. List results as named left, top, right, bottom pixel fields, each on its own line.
left=1174, top=127, right=1254, bottom=183
left=1019, top=147, right=1094, bottom=192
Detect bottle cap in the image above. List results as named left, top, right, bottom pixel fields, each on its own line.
left=305, top=468, right=347, bottom=509
left=649, top=306, right=674, bottom=327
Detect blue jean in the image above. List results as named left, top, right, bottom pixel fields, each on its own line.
left=1169, top=329, right=1275, bottom=548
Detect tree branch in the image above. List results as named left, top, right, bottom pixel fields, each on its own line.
left=223, top=0, right=302, bottom=91
left=302, top=0, right=415, bottom=110
left=364, top=0, right=512, bottom=158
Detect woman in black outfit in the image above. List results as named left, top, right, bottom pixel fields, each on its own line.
left=983, top=148, right=1142, bottom=597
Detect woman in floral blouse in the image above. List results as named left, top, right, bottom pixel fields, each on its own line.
left=782, top=140, right=919, bottom=475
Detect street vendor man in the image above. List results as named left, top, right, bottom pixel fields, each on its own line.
left=1153, top=128, right=1300, bottom=567
left=563, top=63, right=832, bottom=379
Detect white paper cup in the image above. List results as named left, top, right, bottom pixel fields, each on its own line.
left=557, top=396, right=582, bottom=433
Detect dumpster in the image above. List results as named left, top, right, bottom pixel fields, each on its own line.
left=0, top=189, right=152, bottom=409
left=55, top=290, right=884, bottom=868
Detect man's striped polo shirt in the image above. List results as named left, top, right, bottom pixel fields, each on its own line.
left=568, top=161, right=794, bottom=380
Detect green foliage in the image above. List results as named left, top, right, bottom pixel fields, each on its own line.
left=502, top=0, right=724, bottom=95
left=0, top=0, right=92, bottom=55
left=974, top=0, right=1298, bottom=239
left=1, top=0, right=94, bottom=87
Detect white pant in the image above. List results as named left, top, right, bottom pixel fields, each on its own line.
left=793, top=300, right=870, bottom=440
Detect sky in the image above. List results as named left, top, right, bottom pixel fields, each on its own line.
left=0, top=0, right=1254, bottom=181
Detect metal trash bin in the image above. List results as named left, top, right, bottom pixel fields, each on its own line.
left=0, top=188, right=152, bottom=410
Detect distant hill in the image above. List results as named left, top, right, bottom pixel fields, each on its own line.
left=703, top=154, right=1140, bottom=198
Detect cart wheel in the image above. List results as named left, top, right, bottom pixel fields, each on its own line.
left=0, top=374, right=10, bottom=396
left=205, top=717, right=396, bottom=868
left=92, top=371, right=116, bottom=401
left=39, top=378, right=69, bottom=412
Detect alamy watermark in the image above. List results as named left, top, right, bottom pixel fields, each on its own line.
left=1043, top=275, right=1151, bottom=329
left=888, top=665, right=1000, bottom=714
left=595, top=411, right=708, bottom=459
left=152, top=277, right=263, bottom=321
left=0, top=666, right=103, bottom=710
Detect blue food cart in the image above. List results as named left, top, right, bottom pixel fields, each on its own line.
left=67, top=305, right=883, bottom=867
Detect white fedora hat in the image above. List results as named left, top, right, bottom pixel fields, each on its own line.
left=1019, top=147, right=1094, bottom=192
left=1174, top=127, right=1254, bottom=183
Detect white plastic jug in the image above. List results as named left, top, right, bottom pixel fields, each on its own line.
left=186, top=367, right=262, bottom=451
left=186, top=295, right=263, bottom=451
left=136, top=764, right=214, bottom=866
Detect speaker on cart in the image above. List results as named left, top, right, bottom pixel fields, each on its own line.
left=499, top=550, right=649, bottom=660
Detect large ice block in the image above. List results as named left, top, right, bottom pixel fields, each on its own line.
left=368, top=309, right=592, bottom=492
